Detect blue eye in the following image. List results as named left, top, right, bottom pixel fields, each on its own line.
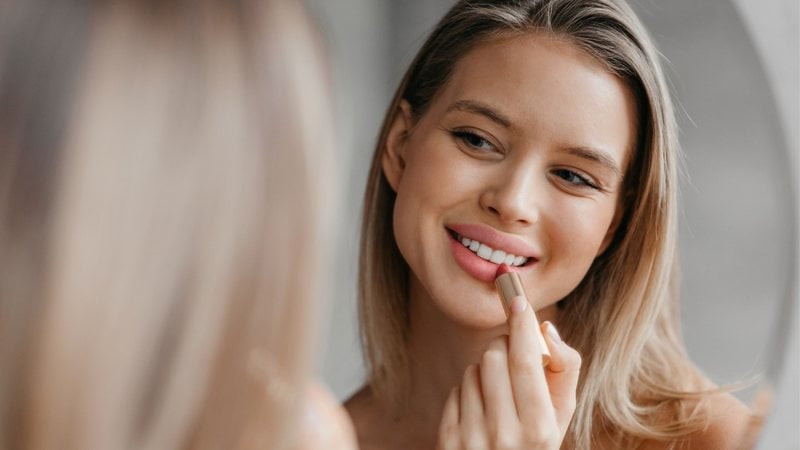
left=452, top=130, right=495, bottom=152
left=552, top=168, right=598, bottom=189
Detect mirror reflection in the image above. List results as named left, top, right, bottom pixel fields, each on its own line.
left=313, top=0, right=797, bottom=448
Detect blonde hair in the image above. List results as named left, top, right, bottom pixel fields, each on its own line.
left=0, top=1, right=333, bottom=449
left=358, top=0, right=709, bottom=447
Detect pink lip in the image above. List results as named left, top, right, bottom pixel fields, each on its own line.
left=447, top=224, right=538, bottom=284
left=449, top=223, right=538, bottom=258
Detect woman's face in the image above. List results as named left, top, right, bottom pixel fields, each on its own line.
left=383, top=33, right=637, bottom=329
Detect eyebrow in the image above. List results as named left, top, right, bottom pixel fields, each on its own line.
left=562, top=146, right=623, bottom=179
left=446, top=99, right=512, bottom=128
left=447, top=99, right=624, bottom=179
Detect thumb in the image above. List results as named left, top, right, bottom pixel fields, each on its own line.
left=541, top=321, right=581, bottom=431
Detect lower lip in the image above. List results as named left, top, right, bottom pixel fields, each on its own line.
left=447, top=231, right=532, bottom=284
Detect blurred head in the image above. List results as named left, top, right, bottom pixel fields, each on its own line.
left=359, top=0, right=683, bottom=445
left=0, top=1, right=351, bottom=449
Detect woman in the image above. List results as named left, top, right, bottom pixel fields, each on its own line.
left=346, top=0, right=753, bottom=448
left=0, top=0, right=354, bottom=449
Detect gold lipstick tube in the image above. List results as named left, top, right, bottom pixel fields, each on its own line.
left=495, top=271, right=551, bottom=366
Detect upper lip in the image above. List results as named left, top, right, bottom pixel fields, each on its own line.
left=447, top=223, right=539, bottom=259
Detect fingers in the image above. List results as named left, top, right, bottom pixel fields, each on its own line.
left=479, top=337, right=517, bottom=437
left=459, top=365, right=488, bottom=447
left=541, top=321, right=582, bottom=431
left=438, top=366, right=494, bottom=450
left=436, top=302, right=582, bottom=449
left=436, top=387, right=460, bottom=450
left=541, top=322, right=581, bottom=374
left=506, top=296, right=556, bottom=426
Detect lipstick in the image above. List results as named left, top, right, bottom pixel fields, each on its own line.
left=494, top=264, right=551, bottom=366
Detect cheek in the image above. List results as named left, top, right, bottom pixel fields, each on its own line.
left=559, top=209, right=612, bottom=257
left=391, top=183, right=420, bottom=269
left=389, top=143, right=449, bottom=271
left=541, top=199, right=617, bottom=294
left=392, top=134, right=480, bottom=225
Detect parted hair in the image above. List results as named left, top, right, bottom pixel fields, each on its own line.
left=358, top=0, right=710, bottom=447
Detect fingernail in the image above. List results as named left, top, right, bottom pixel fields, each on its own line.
left=510, top=296, right=527, bottom=313
left=545, top=321, right=562, bottom=343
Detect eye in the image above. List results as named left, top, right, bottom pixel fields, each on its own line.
left=451, top=129, right=496, bottom=152
left=552, top=168, right=599, bottom=190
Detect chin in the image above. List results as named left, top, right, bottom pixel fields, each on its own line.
left=438, top=297, right=509, bottom=331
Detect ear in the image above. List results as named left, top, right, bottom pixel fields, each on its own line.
left=382, top=100, right=414, bottom=192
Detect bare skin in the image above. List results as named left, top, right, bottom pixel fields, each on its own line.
left=346, top=32, right=754, bottom=450
left=346, top=384, right=754, bottom=450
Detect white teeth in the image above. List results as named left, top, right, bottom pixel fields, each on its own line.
left=489, top=250, right=506, bottom=264
left=477, top=244, right=493, bottom=259
left=455, top=233, right=529, bottom=267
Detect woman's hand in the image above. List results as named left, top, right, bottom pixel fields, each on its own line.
left=436, top=296, right=582, bottom=450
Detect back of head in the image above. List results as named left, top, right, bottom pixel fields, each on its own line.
left=0, top=1, right=333, bottom=449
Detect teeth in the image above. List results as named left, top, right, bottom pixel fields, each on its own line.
left=477, top=244, right=493, bottom=259
left=454, top=233, right=529, bottom=267
left=489, top=249, right=506, bottom=264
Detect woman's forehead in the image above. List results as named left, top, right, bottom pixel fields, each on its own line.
left=427, top=32, right=638, bottom=173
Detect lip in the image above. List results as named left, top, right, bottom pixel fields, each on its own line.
left=448, top=223, right=538, bottom=258
left=447, top=223, right=538, bottom=284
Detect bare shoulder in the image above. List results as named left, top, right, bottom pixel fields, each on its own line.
left=640, top=392, right=758, bottom=450
left=684, top=392, right=760, bottom=450
left=346, top=385, right=439, bottom=450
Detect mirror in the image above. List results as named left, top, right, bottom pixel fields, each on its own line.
left=308, top=0, right=798, bottom=446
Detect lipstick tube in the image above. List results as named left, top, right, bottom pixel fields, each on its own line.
left=495, top=270, right=551, bottom=367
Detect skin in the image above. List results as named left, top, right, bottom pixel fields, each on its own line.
left=387, top=34, right=634, bottom=332
left=294, top=382, right=358, bottom=450
left=346, top=32, right=752, bottom=449
left=350, top=32, right=630, bottom=450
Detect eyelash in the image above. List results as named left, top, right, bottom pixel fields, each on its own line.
left=552, top=168, right=600, bottom=190
left=451, top=129, right=496, bottom=152
left=450, top=128, right=602, bottom=191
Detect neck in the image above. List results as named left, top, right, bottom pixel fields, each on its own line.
left=406, top=274, right=561, bottom=393
left=395, top=274, right=558, bottom=447
left=406, top=276, right=502, bottom=404
left=372, top=277, right=492, bottom=448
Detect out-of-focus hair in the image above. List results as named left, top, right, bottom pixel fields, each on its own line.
left=0, top=1, right=334, bottom=449
left=358, top=0, right=711, bottom=447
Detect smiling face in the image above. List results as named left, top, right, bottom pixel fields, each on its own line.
left=382, top=32, right=637, bottom=329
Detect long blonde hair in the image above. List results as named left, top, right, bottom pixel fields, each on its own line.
left=358, top=0, right=707, bottom=447
left=0, top=1, right=333, bottom=449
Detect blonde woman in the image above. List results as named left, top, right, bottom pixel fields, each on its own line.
left=0, top=0, right=354, bottom=449
left=346, top=0, right=754, bottom=448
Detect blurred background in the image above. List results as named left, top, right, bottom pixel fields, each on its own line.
left=305, top=0, right=799, bottom=447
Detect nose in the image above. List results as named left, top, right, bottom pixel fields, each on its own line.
left=479, top=162, right=541, bottom=226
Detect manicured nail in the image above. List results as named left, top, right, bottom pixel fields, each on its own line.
left=544, top=321, right=562, bottom=343
left=510, top=296, right=527, bottom=313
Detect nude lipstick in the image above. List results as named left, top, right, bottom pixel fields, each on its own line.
left=494, top=264, right=551, bottom=366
